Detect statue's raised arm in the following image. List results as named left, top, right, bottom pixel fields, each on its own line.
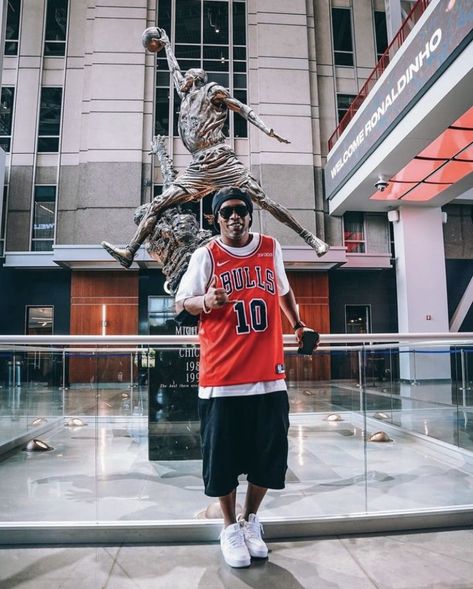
left=142, top=27, right=185, bottom=98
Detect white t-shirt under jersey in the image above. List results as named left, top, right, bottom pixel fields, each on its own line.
left=176, top=233, right=290, bottom=398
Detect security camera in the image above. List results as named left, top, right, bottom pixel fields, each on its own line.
left=374, top=177, right=389, bottom=192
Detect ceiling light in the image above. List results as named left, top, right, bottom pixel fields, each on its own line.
left=31, top=417, right=48, bottom=426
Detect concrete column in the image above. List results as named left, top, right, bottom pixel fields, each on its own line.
left=384, top=0, right=403, bottom=42
left=392, top=207, right=451, bottom=383
left=0, top=0, right=7, bottom=87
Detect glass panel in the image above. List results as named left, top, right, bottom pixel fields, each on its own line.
left=233, top=46, right=246, bottom=61
left=0, top=87, right=15, bottom=150
left=233, top=73, right=246, bottom=89
left=38, top=87, right=62, bottom=136
left=0, top=339, right=473, bottom=528
left=156, top=70, right=170, bottom=87
left=203, top=1, right=229, bottom=45
left=175, top=44, right=201, bottom=59
left=4, top=42, right=18, bottom=56
left=173, top=89, right=180, bottom=137
left=5, top=0, right=21, bottom=56
left=0, top=186, right=7, bottom=257
left=334, top=51, right=354, bottom=67
left=37, top=137, right=59, bottom=152
left=44, top=0, right=68, bottom=56
left=332, top=8, right=354, bottom=66
left=27, top=307, right=54, bottom=335
left=155, top=88, right=170, bottom=135
left=203, top=59, right=228, bottom=72
left=157, top=56, right=169, bottom=71
left=208, top=72, right=228, bottom=88
left=149, top=296, right=176, bottom=335
left=345, top=305, right=371, bottom=334
left=31, top=239, right=54, bottom=251
left=38, top=87, right=62, bottom=152
left=33, top=186, right=56, bottom=240
left=175, top=0, right=202, bottom=44
left=375, top=11, right=388, bottom=59
left=344, top=211, right=365, bottom=253
left=233, top=2, right=246, bottom=46
left=234, top=90, right=247, bottom=137
left=157, top=0, right=172, bottom=34
left=44, top=41, right=66, bottom=56
left=203, top=45, right=228, bottom=60
left=233, top=60, right=246, bottom=72
left=337, top=93, right=355, bottom=123
left=178, top=58, right=202, bottom=71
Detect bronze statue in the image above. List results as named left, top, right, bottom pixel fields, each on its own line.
left=136, top=136, right=213, bottom=294
left=101, top=27, right=329, bottom=268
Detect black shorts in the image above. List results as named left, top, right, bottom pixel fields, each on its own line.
left=198, top=390, right=289, bottom=497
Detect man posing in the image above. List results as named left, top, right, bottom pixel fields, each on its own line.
left=175, top=187, right=313, bottom=568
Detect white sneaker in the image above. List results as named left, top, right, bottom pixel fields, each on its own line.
left=238, top=513, right=268, bottom=558
left=219, top=522, right=251, bottom=568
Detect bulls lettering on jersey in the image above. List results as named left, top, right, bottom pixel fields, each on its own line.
left=199, top=235, right=285, bottom=387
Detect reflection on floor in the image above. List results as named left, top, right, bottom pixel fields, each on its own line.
left=2, top=528, right=473, bottom=589
left=0, top=382, right=473, bottom=523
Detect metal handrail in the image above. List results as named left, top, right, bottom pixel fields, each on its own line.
left=0, top=332, right=471, bottom=347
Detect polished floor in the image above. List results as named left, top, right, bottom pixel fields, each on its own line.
left=1, top=382, right=473, bottom=524
left=1, top=528, right=473, bottom=588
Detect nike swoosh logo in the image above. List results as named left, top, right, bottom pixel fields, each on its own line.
left=217, top=260, right=230, bottom=267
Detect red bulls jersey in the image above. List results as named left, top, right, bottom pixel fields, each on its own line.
left=199, top=235, right=285, bottom=387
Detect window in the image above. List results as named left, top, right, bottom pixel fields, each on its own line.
left=336, top=94, right=356, bottom=123
left=148, top=296, right=176, bottom=335
left=331, top=8, right=354, bottom=66
left=44, top=0, right=68, bottom=56
left=5, top=0, right=21, bottom=56
left=0, top=87, right=15, bottom=152
left=37, top=87, right=62, bottom=152
left=0, top=186, right=7, bottom=257
left=374, top=11, right=388, bottom=60
left=345, top=305, right=371, bottom=334
left=31, top=186, right=56, bottom=251
left=155, top=0, right=247, bottom=139
left=26, top=306, right=54, bottom=335
left=343, top=212, right=365, bottom=253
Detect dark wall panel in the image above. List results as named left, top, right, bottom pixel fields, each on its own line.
left=138, top=269, right=168, bottom=335
left=329, top=269, right=398, bottom=334
left=0, top=264, right=71, bottom=334
left=446, top=260, right=473, bottom=331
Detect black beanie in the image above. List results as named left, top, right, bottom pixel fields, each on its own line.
left=212, top=187, right=253, bottom=220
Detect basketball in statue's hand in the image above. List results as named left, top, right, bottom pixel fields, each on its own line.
left=142, top=27, right=165, bottom=53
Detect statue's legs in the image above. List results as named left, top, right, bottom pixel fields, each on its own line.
left=244, top=177, right=329, bottom=256
left=102, top=184, right=208, bottom=268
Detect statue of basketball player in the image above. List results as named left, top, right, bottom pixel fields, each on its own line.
left=101, top=27, right=329, bottom=268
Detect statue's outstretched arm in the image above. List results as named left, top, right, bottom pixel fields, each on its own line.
left=224, top=96, right=290, bottom=144
left=158, top=28, right=185, bottom=98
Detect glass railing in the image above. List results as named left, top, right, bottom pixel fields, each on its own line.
left=0, top=333, right=472, bottom=542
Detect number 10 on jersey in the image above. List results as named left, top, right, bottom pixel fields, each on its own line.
left=233, top=299, right=268, bottom=334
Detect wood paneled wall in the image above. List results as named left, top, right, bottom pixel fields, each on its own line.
left=284, top=271, right=330, bottom=382
left=69, top=272, right=139, bottom=384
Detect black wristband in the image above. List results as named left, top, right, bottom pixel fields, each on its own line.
left=293, top=321, right=306, bottom=330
